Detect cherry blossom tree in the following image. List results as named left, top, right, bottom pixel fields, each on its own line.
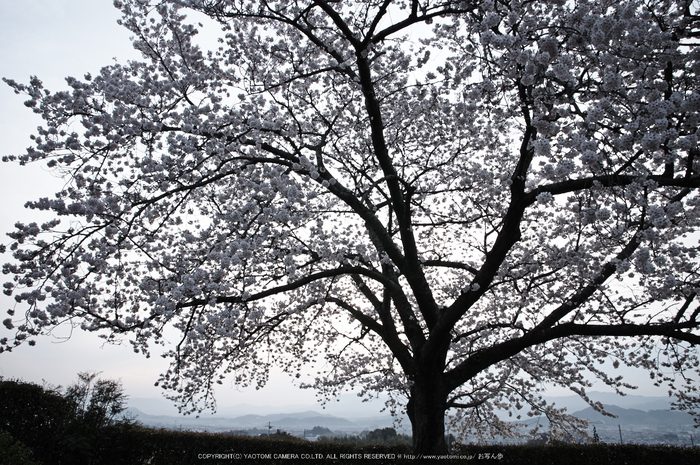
left=3, top=0, right=700, bottom=454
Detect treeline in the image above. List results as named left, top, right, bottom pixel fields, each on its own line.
left=318, top=427, right=412, bottom=446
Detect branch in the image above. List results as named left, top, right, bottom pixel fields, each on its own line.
left=365, top=0, right=394, bottom=40
left=176, top=265, right=387, bottom=309
left=447, top=398, right=487, bottom=409
left=551, top=321, right=700, bottom=344
left=528, top=174, right=700, bottom=202
left=422, top=259, right=478, bottom=275
left=674, top=293, right=697, bottom=324
left=436, top=120, right=538, bottom=345
left=531, top=230, right=642, bottom=333
left=354, top=51, right=440, bottom=327
left=445, top=319, right=700, bottom=392
left=311, top=0, right=361, bottom=47
left=325, top=296, right=413, bottom=373
left=370, top=1, right=478, bottom=44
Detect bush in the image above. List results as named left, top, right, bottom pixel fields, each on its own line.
left=318, top=427, right=412, bottom=446
left=0, top=429, right=40, bottom=465
left=0, top=375, right=137, bottom=465
left=0, top=378, right=74, bottom=463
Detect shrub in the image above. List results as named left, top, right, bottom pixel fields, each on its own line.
left=0, top=378, right=74, bottom=463
left=0, top=429, right=40, bottom=465
left=0, top=375, right=137, bottom=465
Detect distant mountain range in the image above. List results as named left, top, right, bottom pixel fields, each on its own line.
left=544, top=391, right=674, bottom=413
left=126, top=391, right=693, bottom=435
left=128, top=390, right=674, bottom=418
left=125, top=407, right=399, bottom=433
left=127, top=393, right=390, bottom=419
left=572, top=404, right=695, bottom=428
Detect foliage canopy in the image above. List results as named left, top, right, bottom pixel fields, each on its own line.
left=3, top=0, right=700, bottom=453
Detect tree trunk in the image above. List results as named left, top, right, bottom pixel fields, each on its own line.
left=407, top=376, right=449, bottom=455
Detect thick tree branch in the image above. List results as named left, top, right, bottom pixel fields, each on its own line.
left=176, top=266, right=387, bottom=308
left=532, top=231, right=642, bottom=333
left=422, top=260, right=478, bottom=275
left=355, top=48, right=440, bottom=330
left=528, top=174, right=700, bottom=202
left=446, top=320, right=700, bottom=392
left=325, top=296, right=414, bottom=374
left=436, top=118, right=538, bottom=349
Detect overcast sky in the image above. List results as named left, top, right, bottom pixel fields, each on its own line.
left=0, top=0, right=669, bottom=418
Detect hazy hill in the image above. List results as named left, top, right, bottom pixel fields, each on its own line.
left=125, top=407, right=398, bottom=432
left=545, top=392, right=673, bottom=413
left=127, top=394, right=389, bottom=418
left=572, top=405, right=695, bottom=428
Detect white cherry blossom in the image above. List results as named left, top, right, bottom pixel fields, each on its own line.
left=3, top=0, right=700, bottom=455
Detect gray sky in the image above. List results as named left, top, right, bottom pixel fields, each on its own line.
left=0, top=0, right=668, bottom=417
